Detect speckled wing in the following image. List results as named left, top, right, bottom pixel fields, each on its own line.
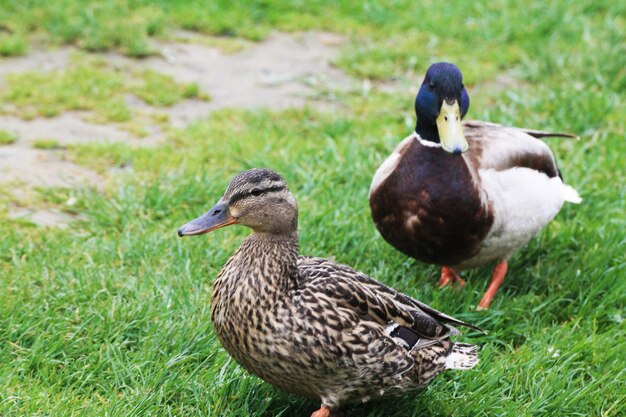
left=296, top=256, right=482, bottom=342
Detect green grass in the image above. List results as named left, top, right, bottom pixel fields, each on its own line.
left=0, top=1, right=625, bottom=416
left=0, top=1, right=623, bottom=83
left=0, top=32, right=28, bottom=56
left=129, top=69, right=206, bottom=107
left=0, top=129, right=17, bottom=145
left=32, top=139, right=62, bottom=150
left=0, top=54, right=204, bottom=124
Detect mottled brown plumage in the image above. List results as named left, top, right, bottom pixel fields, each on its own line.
left=179, top=168, right=481, bottom=416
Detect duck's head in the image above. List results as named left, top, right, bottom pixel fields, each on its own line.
left=415, top=62, right=470, bottom=154
left=178, top=168, right=298, bottom=237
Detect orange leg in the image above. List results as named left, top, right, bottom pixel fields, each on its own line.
left=311, top=405, right=331, bottom=417
left=477, top=260, right=508, bottom=310
left=438, top=266, right=466, bottom=288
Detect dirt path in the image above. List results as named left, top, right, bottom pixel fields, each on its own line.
left=0, top=31, right=353, bottom=226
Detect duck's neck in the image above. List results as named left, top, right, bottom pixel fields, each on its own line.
left=415, top=118, right=440, bottom=143
left=210, top=231, right=299, bottom=358
left=223, top=231, right=300, bottom=294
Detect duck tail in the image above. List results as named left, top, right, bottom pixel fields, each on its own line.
left=562, top=184, right=582, bottom=204
left=445, top=343, right=479, bottom=370
left=522, top=128, right=579, bottom=140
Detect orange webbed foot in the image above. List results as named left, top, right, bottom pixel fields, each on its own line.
left=438, top=266, right=466, bottom=288
left=477, top=260, right=508, bottom=310
left=311, top=405, right=332, bottom=417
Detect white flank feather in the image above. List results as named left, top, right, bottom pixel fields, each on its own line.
left=445, top=343, right=479, bottom=370
left=455, top=167, right=574, bottom=269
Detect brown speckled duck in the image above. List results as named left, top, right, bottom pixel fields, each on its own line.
left=178, top=168, right=481, bottom=417
left=369, top=62, right=581, bottom=310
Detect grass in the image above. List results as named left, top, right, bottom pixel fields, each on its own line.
left=0, top=32, right=28, bottom=57
left=32, top=139, right=62, bottom=150
left=0, top=1, right=625, bottom=416
left=129, top=69, right=205, bottom=107
left=0, top=54, right=205, bottom=124
left=0, top=129, right=16, bottom=145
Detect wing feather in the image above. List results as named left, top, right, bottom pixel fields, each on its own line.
left=297, top=256, right=483, bottom=342
left=462, top=120, right=565, bottom=178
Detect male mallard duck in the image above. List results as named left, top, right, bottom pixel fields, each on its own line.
left=369, top=62, right=581, bottom=310
left=179, top=168, right=481, bottom=417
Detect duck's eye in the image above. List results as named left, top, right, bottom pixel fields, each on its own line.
left=250, top=188, right=264, bottom=197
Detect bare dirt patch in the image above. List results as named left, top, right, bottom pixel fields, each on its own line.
left=0, top=113, right=153, bottom=146
left=0, top=31, right=352, bottom=226
left=0, top=144, right=102, bottom=189
left=9, top=206, right=79, bottom=229
left=113, top=31, right=352, bottom=127
left=0, top=47, right=72, bottom=81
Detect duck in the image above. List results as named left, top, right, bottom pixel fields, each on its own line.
left=178, top=168, right=482, bottom=417
left=369, top=62, right=582, bottom=310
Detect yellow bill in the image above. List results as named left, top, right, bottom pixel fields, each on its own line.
left=436, top=100, right=468, bottom=154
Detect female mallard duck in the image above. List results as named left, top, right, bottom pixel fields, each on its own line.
left=179, top=168, right=481, bottom=417
left=369, top=62, right=581, bottom=310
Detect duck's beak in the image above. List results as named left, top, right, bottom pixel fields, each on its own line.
left=436, top=99, right=468, bottom=155
left=178, top=200, right=237, bottom=237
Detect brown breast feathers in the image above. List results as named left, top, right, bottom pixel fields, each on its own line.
left=370, top=139, right=494, bottom=266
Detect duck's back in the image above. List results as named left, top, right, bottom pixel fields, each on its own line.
left=287, top=256, right=473, bottom=402
left=463, top=120, right=562, bottom=178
